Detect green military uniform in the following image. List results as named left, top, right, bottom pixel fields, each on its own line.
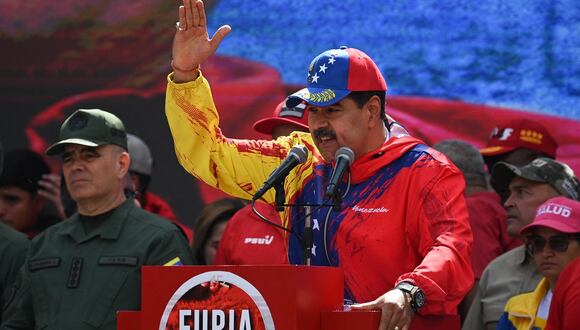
left=1, top=199, right=193, bottom=329
left=0, top=222, right=30, bottom=324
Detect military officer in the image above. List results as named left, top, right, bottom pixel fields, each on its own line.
left=1, top=109, right=193, bottom=329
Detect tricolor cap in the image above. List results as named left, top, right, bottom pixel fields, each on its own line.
left=287, top=46, right=387, bottom=107
left=46, top=109, right=127, bottom=155
left=492, top=157, right=580, bottom=201
left=252, top=98, right=309, bottom=135
left=480, top=119, right=557, bottom=158
left=520, top=196, right=580, bottom=234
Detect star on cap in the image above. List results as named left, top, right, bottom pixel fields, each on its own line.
left=319, top=63, right=328, bottom=73
left=328, top=57, right=336, bottom=64
left=312, top=244, right=317, bottom=256
left=311, top=73, right=320, bottom=83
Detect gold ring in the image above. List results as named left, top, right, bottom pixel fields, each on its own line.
left=175, top=21, right=185, bottom=31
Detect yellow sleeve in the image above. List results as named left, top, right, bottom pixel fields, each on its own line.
left=164, top=72, right=309, bottom=203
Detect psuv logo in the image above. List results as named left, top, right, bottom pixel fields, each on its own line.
left=244, top=236, right=274, bottom=245
left=159, top=271, right=274, bottom=330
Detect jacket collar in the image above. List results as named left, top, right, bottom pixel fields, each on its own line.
left=59, top=199, right=134, bottom=243
left=349, top=136, right=424, bottom=183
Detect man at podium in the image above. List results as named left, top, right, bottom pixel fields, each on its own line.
left=165, top=1, right=473, bottom=329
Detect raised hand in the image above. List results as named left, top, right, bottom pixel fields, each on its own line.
left=37, top=173, right=67, bottom=220
left=172, top=0, right=231, bottom=82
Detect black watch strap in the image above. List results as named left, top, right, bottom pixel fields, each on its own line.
left=395, top=281, right=426, bottom=312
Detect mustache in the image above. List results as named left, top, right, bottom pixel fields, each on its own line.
left=313, top=128, right=336, bottom=140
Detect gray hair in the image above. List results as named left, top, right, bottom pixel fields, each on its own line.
left=434, top=139, right=487, bottom=188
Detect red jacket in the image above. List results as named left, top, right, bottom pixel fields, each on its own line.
left=285, top=138, right=474, bottom=317
left=166, top=76, right=474, bottom=323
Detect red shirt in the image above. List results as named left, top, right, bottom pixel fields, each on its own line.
left=213, top=202, right=288, bottom=265
left=546, top=258, right=580, bottom=330
left=465, top=191, right=521, bottom=278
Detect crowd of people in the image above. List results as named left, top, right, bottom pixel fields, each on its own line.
left=1, top=0, right=580, bottom=329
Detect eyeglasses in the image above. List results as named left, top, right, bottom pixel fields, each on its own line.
left=526, top=234, right=580, bottom=254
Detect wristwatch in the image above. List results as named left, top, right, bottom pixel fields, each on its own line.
left=395, top=281, right=425, bottom=312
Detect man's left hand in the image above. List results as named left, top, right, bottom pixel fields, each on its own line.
left=350, top=289, right=413, bottom=330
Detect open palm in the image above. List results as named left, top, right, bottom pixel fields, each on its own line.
left=172, top=0, right=231, bottom=73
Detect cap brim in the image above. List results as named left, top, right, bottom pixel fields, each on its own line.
left=520, top=220, right=579, bottom=235
left=45, top=138, right=100, bottom=155
left=491, top=162, right=520, bottom=191
left=491, top=161, right=548, bottom=191
left=252, top=117, right=309, bottom=135
left=286, top=87, right=351, bottom=107
left=480, top=145, right=516, bottom=157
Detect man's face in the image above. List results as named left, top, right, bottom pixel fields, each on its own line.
left=307, top=97, right=375, bottom=162
left=62, top=144, right=127, bottom=204
left=0, top=186, right=42, bottom=231
left=504, top=176, right=560, bottom=236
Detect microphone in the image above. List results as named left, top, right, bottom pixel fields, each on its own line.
left=325, top=147, right=355, bottom=198
left=253, top=145, right=309, bottom=201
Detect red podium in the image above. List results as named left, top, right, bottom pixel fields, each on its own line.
left=119, top=265, right=345, bottom=330
left=118, top=265, right=459, bottom=330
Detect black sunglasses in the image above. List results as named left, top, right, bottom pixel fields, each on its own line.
left=526, top=234, right=580, bottom=254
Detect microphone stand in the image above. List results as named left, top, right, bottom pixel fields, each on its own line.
left=274, top=184, right=313, bottom=266
left=302, top=206, right=313, bottom=266
left=259, top=182, right=346, bottom=266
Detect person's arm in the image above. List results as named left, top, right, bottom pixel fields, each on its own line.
left=166, top=71, right=306, bottom=201
left=37, top=173, right=66, bottom=220
left=352, top=159, right=474, bottom=329
left=395, top=162, right=473, bottom=313
left=1, top=265, right=35, bottom=329
left=146, top=227, right=195, bottom=266
left=166, top=0, right=308, bottom=202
